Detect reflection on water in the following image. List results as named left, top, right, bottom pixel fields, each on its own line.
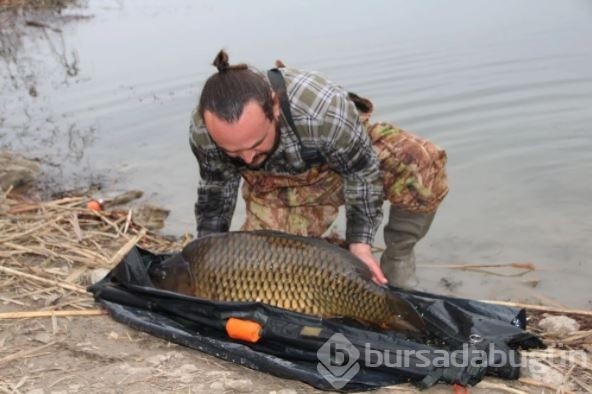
left=1, top=0, right=591, bottom=307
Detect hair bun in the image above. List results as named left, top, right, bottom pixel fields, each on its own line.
left=213, top=50, right=230, bottom=73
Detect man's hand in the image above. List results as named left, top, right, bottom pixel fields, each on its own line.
left=349, top=243, right=388, bottom=285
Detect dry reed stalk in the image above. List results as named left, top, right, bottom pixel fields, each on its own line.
left=518, top=377, right=576, bottom=393
left=4, top=240, right=60, bottom=259
left=0, top=266, right=87, bottom=294
left=0, top=309, right=106, bottom=319
left=64, top=266, right=86, bottom=284
left=122, top=208, right=132, bottom=234
left=44, top=196, right=85, bottom=207
left=52, top=219, right=75, bottom=238
left=10, top=286, right=57, bottom=300
left=0, top=215, right=65, bottom=243
left=571, top=375, right=592, bottom=393
left=42, top=297, right=92, bottom=311
left=561, top=364, right=578, bottom=393
left=69, top=212, right=83, bottom=241
left=418, top=262, right=536, bottom=277
left=475, top=381, right=529, bottom=394
left=0, top=341, right=56, bottom=367
left=106, top=228, right=147, bottom=267
left=562, top=331, right=592, bottom=345
left=90, top=211, right=125, bottom=235
left=525, top=349, right=591, bottom=371
left=479, top=299, right=592, bottom=317
left=0, top=296, right=27, bottom=306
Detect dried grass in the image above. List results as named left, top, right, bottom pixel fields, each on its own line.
left=0, top=189, right=189, bottom=317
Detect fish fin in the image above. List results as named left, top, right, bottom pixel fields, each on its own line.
left=384, top=292, right=426, bottom=333
left=351, top=259, right=374, bottom=281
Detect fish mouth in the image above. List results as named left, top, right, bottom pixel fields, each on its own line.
left=147, top=262, right=167, bottom=285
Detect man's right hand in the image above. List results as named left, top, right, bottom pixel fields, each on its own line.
left=349, top=243, right=388, bottom=285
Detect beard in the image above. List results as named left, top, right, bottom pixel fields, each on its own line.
left=244, top=153, right=268, bottom=170
left=238, top=120, right=282, bottom=170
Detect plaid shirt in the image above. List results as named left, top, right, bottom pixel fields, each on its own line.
left=189, top=68, right=383, bottom=245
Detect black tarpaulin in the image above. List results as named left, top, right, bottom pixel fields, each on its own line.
left=88, top=246, right=544, bottom=392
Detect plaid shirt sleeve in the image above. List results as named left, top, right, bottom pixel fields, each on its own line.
left=288, top=70, right=384, bottom=245
left=189, top=114, right=241, bottom=237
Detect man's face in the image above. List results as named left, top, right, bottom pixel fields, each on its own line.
left=204, top=97, right=280, bottom=170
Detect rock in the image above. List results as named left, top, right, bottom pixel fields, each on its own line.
left=0, top=150, right=41, bottom=192
left=132, top=204, right=170, bottom=230
left=103, top=190, right=144, bottom=208
left=521, top=359, right=565, bottom=387
left=224, top=378, right=254, bottom=393
left=89, top=268, right=110, bottom=284
left=26, top=389, right=45, bottom=394
left=538, top=315, right=580, bottom=336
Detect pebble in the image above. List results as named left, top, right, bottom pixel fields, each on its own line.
left=538, top=315, right=580, bottom=336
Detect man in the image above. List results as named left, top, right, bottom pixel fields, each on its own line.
left=189, top=50, right=448, bottom=287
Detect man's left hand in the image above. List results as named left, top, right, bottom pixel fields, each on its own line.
left=349, top=243, right=388, bottom=285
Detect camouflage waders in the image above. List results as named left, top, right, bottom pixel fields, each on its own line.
left=240, top=108, right=448, bottom=287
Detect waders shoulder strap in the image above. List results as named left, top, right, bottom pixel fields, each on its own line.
left=267, top=69, right=299, bottom=134
left=267, top=69, right=326, bottom=166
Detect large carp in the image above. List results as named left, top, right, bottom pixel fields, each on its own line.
left=149, top=230, right=425, bottom=333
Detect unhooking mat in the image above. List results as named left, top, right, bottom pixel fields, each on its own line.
left=88, top=246, right=544, bottom=392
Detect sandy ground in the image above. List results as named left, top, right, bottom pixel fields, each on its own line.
left=0, top=304, right=319, bottom=394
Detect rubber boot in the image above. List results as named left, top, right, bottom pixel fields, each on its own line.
left=380, top=206, right=436, bottom=288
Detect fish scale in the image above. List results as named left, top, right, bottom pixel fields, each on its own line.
left=149, top=230, right=425, bottom=333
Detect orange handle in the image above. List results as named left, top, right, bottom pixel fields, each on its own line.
left=225, top=318, right=262, bottom=343
left=86, top=199, right=103, bottom=212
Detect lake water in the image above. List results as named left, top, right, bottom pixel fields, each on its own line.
left=1, top=0, right=591, bottom=308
